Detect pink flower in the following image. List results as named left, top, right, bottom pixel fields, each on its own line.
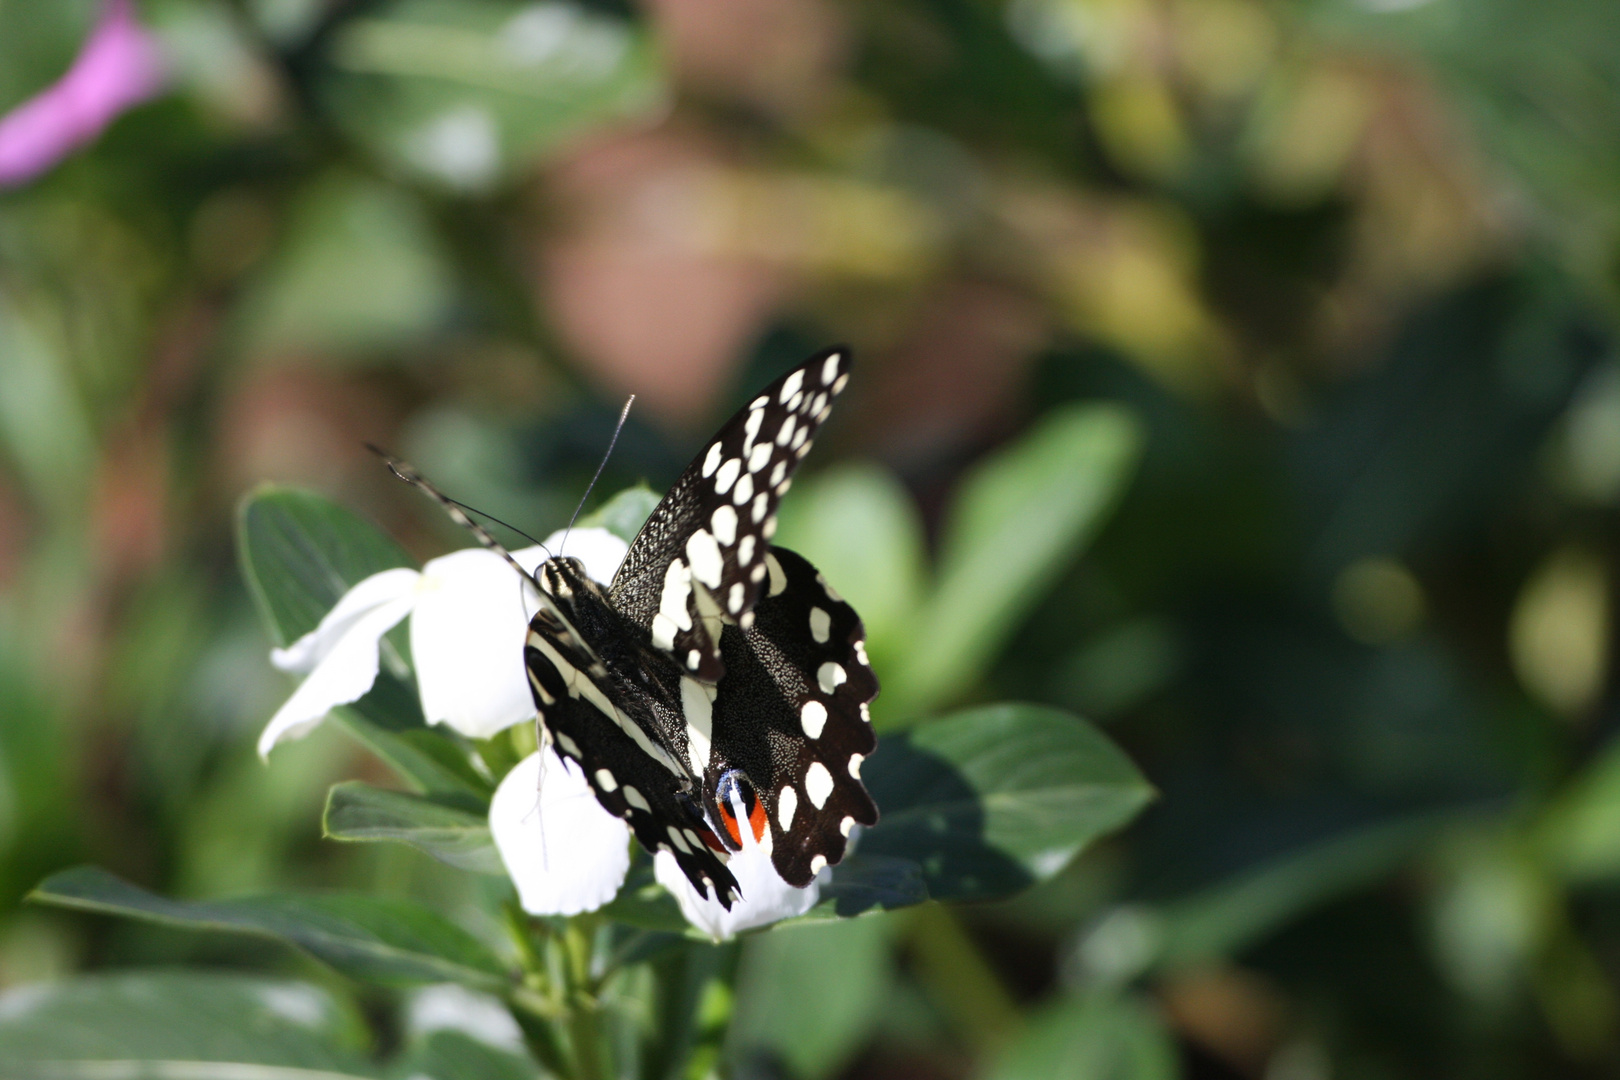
left=0, top=0, right=166, bottom=188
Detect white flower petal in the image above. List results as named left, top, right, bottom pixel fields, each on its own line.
left=270, top=567, right=421, bottom=675
left=655, top=794, right=822, bottom=940
left=258, top=590, right=418, bottom=758
left=491, top=749, right=631, bottom=916
left=410, top=533, right=626, bottom=739
left=411, top=548, right=545, bottom=739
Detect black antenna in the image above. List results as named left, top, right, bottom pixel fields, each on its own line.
left=561, top=394, right=634, bottom=556
left=366, top=444, right=544, bottom=580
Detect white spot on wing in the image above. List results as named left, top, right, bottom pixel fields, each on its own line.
left=763, top=515, right=778, bottom=539
left=801, top=699, right=827, bottom=738
left=687, top=649, right=701, bottom=670
left=748, top=440, right=773, bottom=473
left=791, top=425, right=808, bottom=450
left=840, top=816, right=855, bottom=837
left=810, top=854, right=828, bottom=874
left=701, top=441, right=723, bottom=477
left=817, top=662, right=847, bottom=694
left=776, top=415, right=797, bottom=447
left=833, top=373, right=848, bottom=395
left=595, top=769, right=618, bottom=792
left=737, top=534, right=756, bottom=565
left=752, top=491, right=768, bottom=523
left=810, top=392, right=828, bottom=416
left=809, top=606, right=831, bottom=643
left=624, top=786, right=649, bottom=811
left=710, top=504, right=738, bottom=545
left=667, top=826, right=690, bottom=853
left=780, top=369, right=805, bottom=403
left=732, top=471, right=754, bottom=506
left=805, top=762, right=834, bottom=809
left=715, top=457, right=741, bottom=495
left=652, top=559, right=693, bottom=650
left=681, top=677, right=715, bottom=775
left=766, top=553, right=788, bottom=597
left=848, top=753, right=863, bottom=778
left=853, top=640, right=869, bottom=665
left=728, top=581, right=745, bottom=613
left=555, top=731, right=581, bottom=758
left=778, top=786, right=798, bottom=831
left=775, top=478, right=792, bottom=497
left=770, top=459, right=787, bottom=486
left=750, top=395, right=768, bottom=410
left=743, top=408, right=765, bottom=454
left=686, top=530, right=723, bottom=588
left=822, top=353, right=840, bottom=384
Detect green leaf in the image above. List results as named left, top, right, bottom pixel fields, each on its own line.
left=1537, top=732, right=1620, bottom=882
left=238, top=486, right=487, bottom=800
left=323, top=1, right=666, bottom=193
left=728, top=916, right=894, bottom=1080
left=579, top=484, right=661, bottom=545
left=772, top=463, right=927, bottom=675
left=0, top=970, right=378, bottom=1076
left=599, top=861, right=690, bottom=933
left=324, top=782, right=504, bottom=875
left=884, top=404, right=1142, bottom=718
left=236, top=174, right=454, bottom=358
left=987, top=992, right=1179, bottom=1080
left=390, top=1031, right=539, bottom=1080
left=238, top=485, right=415, bottom=649
left=31, top=868, right=509, bottom=993
left=1150, top=812, right=1449, bottom=972
left=831, top=704, right=1153, bottom=912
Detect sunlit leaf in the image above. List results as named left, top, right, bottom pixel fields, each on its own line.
left=323, top=0, right=666, bottom=192
left=393, top=1030, right=539, bottom=1080
left=239, top=486, right=487, bottom=799
left=579, top=484, right=660, bottom=545
left=324, top=782, right=503, bottom=874
left=884, top=404, right=1142, bottom=718
left=0, top=970, right=376, bottom=1075
left=236, top=173, right=455, bottom=359
left=773, top=463, right=927, bottom=674
left=31, top=867, right=509, bottom=992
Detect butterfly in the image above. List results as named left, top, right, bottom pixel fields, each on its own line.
left=497, top=347, right=878, bottom=908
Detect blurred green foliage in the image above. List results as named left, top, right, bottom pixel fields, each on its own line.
left=4, top=0, right=1620, bottom=1076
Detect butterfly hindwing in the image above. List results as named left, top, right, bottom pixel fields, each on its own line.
left=702, top=547, right=879, bottom=887
left=609, top=347, right=854, bottom=680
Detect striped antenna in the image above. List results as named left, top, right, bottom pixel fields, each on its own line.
left=366, top=444, right=543, bottom=583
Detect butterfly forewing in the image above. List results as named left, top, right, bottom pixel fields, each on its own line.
left=609, top=347, right=854, bottom=680
left=524, top=618, right=742, bottom=904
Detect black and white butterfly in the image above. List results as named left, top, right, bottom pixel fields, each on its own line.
left=388, top=348, right=878, bottom=907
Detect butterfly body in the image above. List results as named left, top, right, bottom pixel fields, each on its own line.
left=523, top=348, right=878, bottom=906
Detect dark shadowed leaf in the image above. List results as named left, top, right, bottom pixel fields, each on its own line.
left=728, top=915, right=895, bottom=1080
left=31, top=868, right=509, bottom=992
left=0, top=970, right=377, bottom=1076
left=820, top=704, right=1152, bottom=914
left=324, top=782, right=503, bottom=875
left=987, top=992, right=1178, bottom=1080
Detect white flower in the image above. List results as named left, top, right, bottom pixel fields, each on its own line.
left=490, top=748, right=632, bottom=916
left=655, top=793, right=824, bottom=940
left=258, top=527, right=628, bottom=756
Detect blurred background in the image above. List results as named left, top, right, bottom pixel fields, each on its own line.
left=4, top=0, right=1620, bottom=1076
